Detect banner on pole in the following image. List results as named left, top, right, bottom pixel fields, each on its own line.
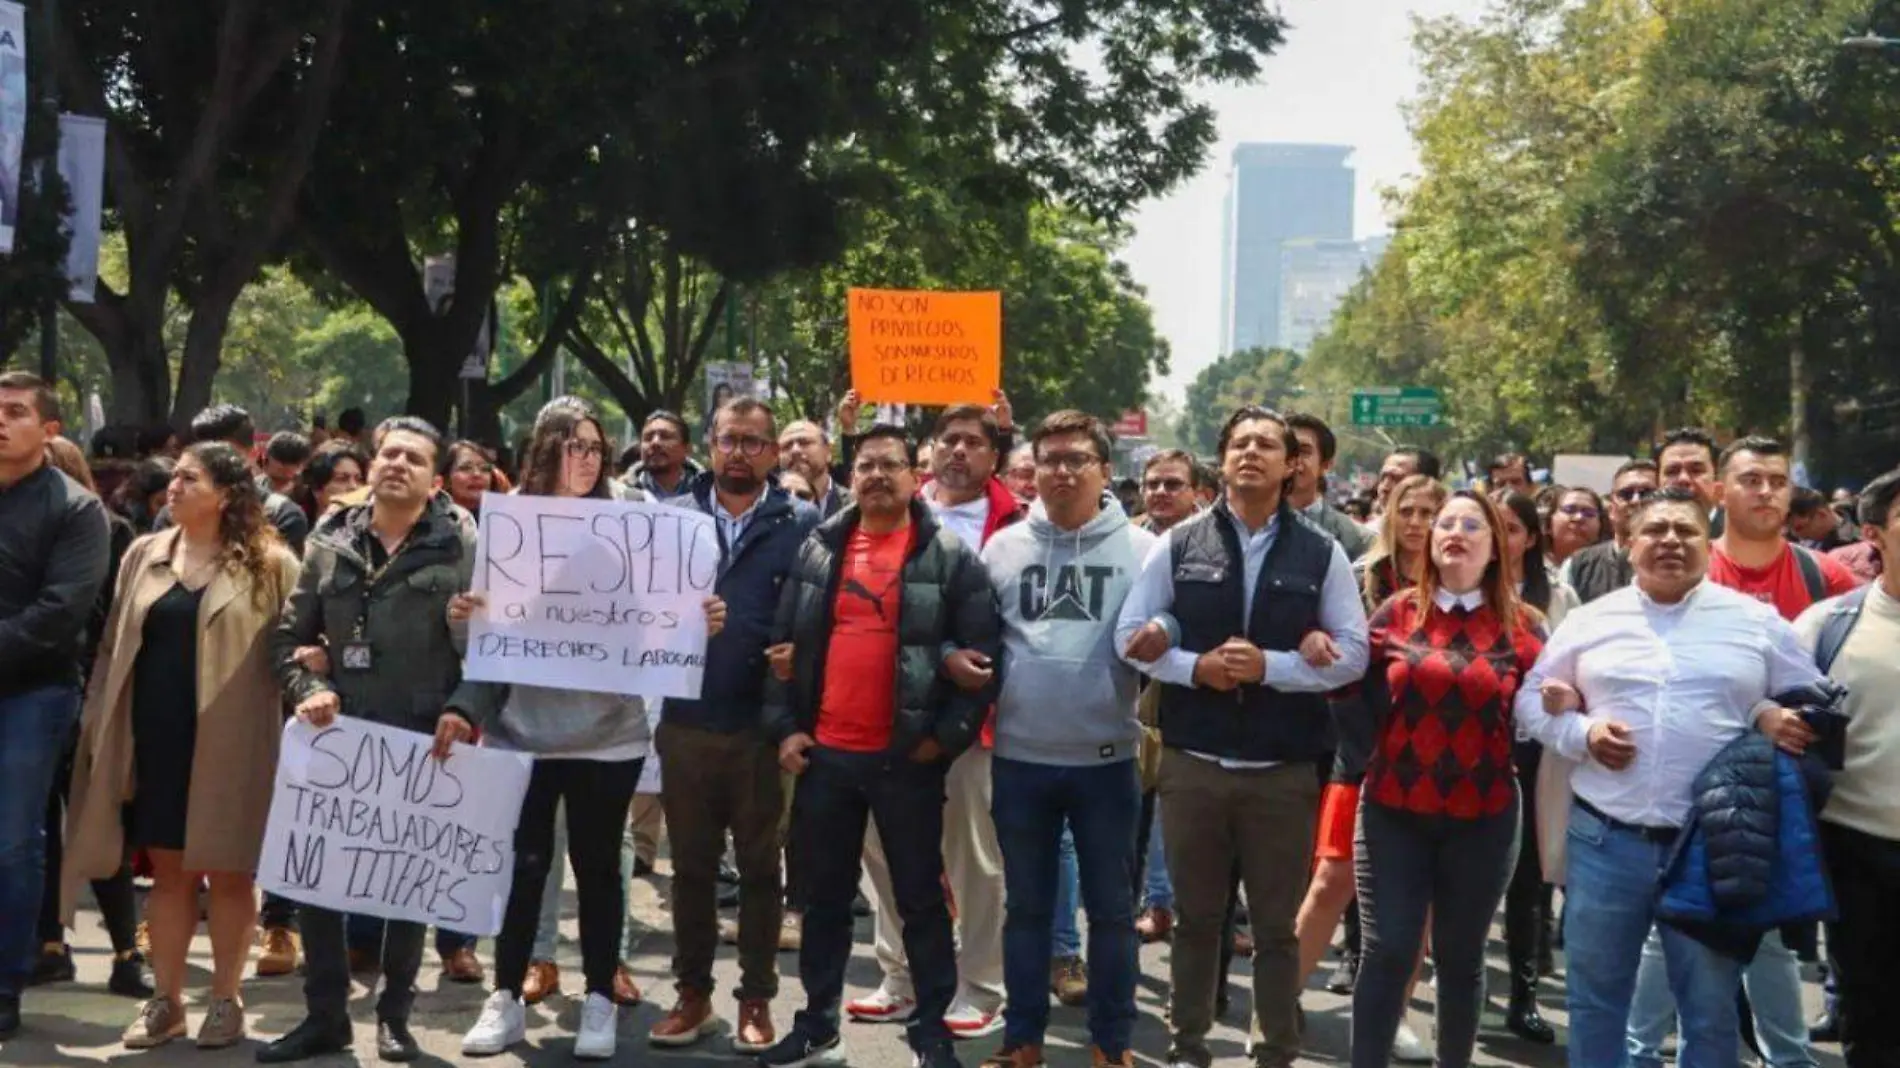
left=256, top=716, right=532, bottom=936
left=848, top=288, right=1001, bottom=406
left=464, top=493, right=719, bottom=699
left=0, top=1, right=26, bottom=255
left=57, top=114, right=104, bottom=301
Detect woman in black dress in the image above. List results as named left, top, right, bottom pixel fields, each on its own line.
left=64, top=443, right=299, bottom=1051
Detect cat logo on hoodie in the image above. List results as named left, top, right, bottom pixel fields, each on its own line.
left=1019, top=563, right=1118, bottom=623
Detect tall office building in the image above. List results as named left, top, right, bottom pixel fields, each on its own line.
left=1219, top=143, right=1355, bottom=354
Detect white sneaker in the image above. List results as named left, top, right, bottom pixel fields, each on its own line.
left=574, top=993, right=617, bottom=1061
left=1391, top=1022, right=1432, bottom=1063
left=942, top=996, right=1003, bottom=1039
left=462, top=990, right=527, bottom=1056
left=846, top=986, right=917, bottom=1022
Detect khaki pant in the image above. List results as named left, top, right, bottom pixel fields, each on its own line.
left=628, top=794, right=664, bottom=867
left=1158, top=750, right=1319, bottom=1068
left=862, top=745, right=1005, bottom=1012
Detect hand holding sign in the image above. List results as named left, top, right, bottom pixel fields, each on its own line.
left=848, top=288, right=1001, bottom=406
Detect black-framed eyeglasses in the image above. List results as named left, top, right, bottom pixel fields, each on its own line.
left=1035, top=452, right=1101, bottom=474
left=714, top=434, right=771, bottom=458
left=1143, top=477, right=1188, bottom=494
left=1612, top=486, right=1653, bottom=503
left=564, top=440, right=607, bottom=460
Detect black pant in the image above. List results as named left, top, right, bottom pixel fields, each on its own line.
left=1133, top=788, right=1158, bottom=902
left=1504, top=743, right=1547, bottom=990
left=495, top=757, right=641, bottom=1000
left=1822, top=821, right=1900, bottom=1068
left=300, top=906, right=425, bottom=1023
left=39, top=734, right=139, bottom=953
left=793, top=746, right=955, bottom=1051
left=260, top=893, right=298, bottom=930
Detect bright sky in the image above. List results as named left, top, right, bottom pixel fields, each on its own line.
left=1125, top=0, right=1492, bottom=403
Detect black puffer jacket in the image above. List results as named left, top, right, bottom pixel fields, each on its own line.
left=761, top=498, right=1001, bottom=761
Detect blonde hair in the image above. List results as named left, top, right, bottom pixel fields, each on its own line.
left=1362, top=474, right=1446, bottom=608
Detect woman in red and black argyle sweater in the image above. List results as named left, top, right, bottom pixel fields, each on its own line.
left=1346, top=489, right=1544, bottom=1068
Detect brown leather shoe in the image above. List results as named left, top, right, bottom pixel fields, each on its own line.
left=732, top=998, right=774, bottom=1053
left=521, top=960, right=560, bottom=1005
left=1089, top=1046, right=1133, bottom=1068
left=647, top=990, right=718, bottom=1048
left=1050, top=956, right=1088, bottom=1007
left=980, top=1043, right=1044, bottom=1068
left=255, top=926, right=300, bottom=977
left=612, top=965, right=642, bottom=1006
left=440, top=947, right=484, bottom=984
left=1135, top=906, right=1174, bottom=943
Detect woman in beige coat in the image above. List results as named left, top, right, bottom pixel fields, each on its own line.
left=64, top=441, right=299, bottom=1051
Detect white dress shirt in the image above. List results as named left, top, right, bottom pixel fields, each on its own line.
left=1115, top=509, right=1370, bottom=694
left=1516, top=579, right=1823, bottom=828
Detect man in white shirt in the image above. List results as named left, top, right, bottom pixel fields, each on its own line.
left=1517, top=488, right=1824, bottom=1068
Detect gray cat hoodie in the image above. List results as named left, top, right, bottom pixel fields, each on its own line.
left=981, top=496, right=1156, bottom=766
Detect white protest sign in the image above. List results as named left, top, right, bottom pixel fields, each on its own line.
left=464, top=493, right=720, bottom=699
left=256, top=716, right=531, bottom=936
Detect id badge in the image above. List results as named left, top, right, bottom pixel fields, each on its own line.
left=339, top=641, right=375, bottom=673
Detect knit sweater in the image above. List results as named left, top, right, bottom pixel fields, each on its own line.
left=1359, top=592, right=1543, bottom=818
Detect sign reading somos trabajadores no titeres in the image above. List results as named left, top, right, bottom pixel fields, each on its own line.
left=462, top=493, right=720, bottom=700
left=256, top=716, right=532, bottom=935
left=848, top=287, right=1001, bottom=407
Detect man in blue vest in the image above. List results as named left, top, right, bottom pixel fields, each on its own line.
left=1118, top=405, right=1369, bottom=1068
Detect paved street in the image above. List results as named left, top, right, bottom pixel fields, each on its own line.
left=4, top=863, right=1842, bottom=1068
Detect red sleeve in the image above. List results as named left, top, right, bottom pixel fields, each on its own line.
left=1821, top=553, right=1865, bottom=595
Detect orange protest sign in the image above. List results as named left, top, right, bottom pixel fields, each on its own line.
left=847, top=288, right=1001, bottom=406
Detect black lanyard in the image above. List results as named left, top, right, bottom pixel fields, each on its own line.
left=351, top=526, right=417, bottom=641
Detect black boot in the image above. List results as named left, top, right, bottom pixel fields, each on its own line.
left=1507, top=966, right=1555, bottom=1044
left=1504, top=882, right=1555, bottom=1044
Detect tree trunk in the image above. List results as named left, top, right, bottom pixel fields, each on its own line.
left=171, top=284, right=245, bottom=425
left=104, top=328, right=173, bottom=426
left=402, top=328, right=461, bottom=432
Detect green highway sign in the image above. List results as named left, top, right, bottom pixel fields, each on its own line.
left=1351, top=387, right=1442, bottom=428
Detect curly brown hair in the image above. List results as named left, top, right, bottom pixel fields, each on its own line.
left=184, top=442, right=284, bottom=607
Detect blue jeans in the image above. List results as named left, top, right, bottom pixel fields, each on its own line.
left=1629, top=925, right=1817, bottom=1068
left=992, top=757, right=1140, bottom=1057
left=1143, top=799, right=1173, bottom=910
left=1563, top=802, right=1743, bottom=1068
left=1054, top=826, right=1081, bottom=958
left=0, top=686, right=80, bottom=998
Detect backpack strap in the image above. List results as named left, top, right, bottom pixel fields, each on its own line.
left=1815, top=585, right=1871, bottom=675
left=1792, top=544, right=1827, bottom=604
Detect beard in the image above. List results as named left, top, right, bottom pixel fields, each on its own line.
left=717, top=469, right=762, bottom=496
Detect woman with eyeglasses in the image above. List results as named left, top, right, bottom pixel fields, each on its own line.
left=440, top=440, right=513, bottom=519
left=1547, top=486, right=1607, bottom=568
left=1346, top=490, right=1543, bottom=1068
left=1491, top=491, right=1581, bottom=1044
left=447, top=398, right=728, bottom=1059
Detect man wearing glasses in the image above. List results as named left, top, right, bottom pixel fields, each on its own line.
left=1562, top=459, right=1660, bottom=604
left=647, top=398, right=820, bottom=1054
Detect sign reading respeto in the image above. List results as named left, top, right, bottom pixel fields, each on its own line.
left=463, top=494, right=719, bottom=700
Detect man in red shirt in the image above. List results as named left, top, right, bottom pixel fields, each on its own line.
left=1708, top=436, right=1861, bottom=621
left=760, top=428, right=1001, bottom=1068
